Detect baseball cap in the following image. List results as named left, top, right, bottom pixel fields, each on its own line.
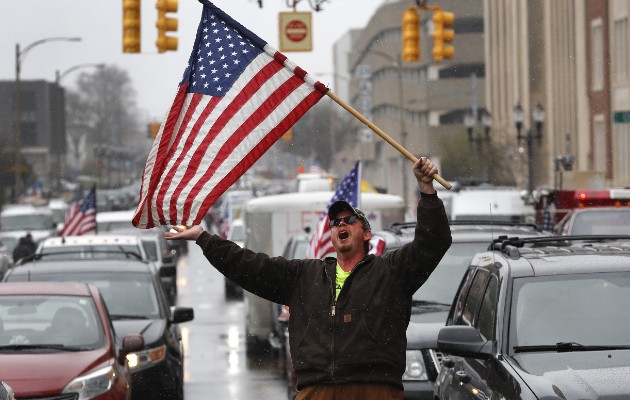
left=328, top=200, right=371, bottom=230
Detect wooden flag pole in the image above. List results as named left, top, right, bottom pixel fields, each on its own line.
left=326, top=91, right=452, bottom=190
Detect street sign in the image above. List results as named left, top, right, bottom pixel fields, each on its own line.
left=359, top=127, right=373, bottom=143
left=279, top=12, right=312, bottom=52
left=358, top=80, right=372, bottom=95
left=356, top=95, right=373, bottom=111
left=613, top=110, right=630, bottom=124
left=355, top=64, right=372, bottom=79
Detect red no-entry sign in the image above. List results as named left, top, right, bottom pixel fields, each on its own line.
left=279, top=12, right=312, bottom=52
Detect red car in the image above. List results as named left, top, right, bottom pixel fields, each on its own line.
left=0, top=282, right=144, bottom=399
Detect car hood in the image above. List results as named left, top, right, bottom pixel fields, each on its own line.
left=0, top=350, right=110, bottom=396
left=113, top=318, right=166, bottom=346
left=510, top=351, right=630, bottom=398
left=406, top=310, right=448, bottom=348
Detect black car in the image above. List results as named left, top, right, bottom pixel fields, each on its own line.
left=3, top=258, right=194, bottom=400
left=435, top=235, right=630, bottom=399
left=374, top=221, right=548, bottom=399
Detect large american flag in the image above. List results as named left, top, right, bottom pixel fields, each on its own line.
left=306, top=161, right=361, bottom=259
left=60, top=186, right=97, bottom=236
left=132, top=0, right=328, bottom=229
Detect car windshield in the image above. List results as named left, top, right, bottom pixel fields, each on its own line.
left=0, top=215, right=51, bottom=231
left=38, top=244, right=143, bottom=260
left=6, top=272, right=162, bottom=319
left=511, top=272, right=630, bottom=349
left=0, top=295, right=104, bottom=350
left=292, top=240, right=310, bottom=259
left=412, top=242, right=489, bottom=305
left=97, top=220, right=135, bottom=232
left=569, top=210, right=630, bottom=235
left=229, top=224, right=246, bottom=242
left=141, top=240, right=159, bottom=261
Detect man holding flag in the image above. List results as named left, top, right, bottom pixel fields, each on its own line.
left=166, top=157, right=451, bottom=399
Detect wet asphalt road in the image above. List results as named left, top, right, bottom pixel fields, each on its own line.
left=176, top=243, right=287, bottom=399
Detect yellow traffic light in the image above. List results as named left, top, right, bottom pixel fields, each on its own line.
left=432, top=9, right=455, bottom=62
left=401, top=7, right=420, bottom=62
left=156, top=0, right=178, bottom=53
left=148, top=122, right=161, bottom=139
left=280, top=128, right=293, bottom=141
left=122, top=0, right=141, bottom=53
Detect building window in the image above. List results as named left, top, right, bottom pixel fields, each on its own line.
left=614, top=17, right=628, bottom=82
left=615, top=124, right=630, bottom=183
left=592, top=115, right=606, bottom=172
left=591, top=19, right=603, bottom=91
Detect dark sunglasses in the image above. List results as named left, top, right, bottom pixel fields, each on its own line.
left=329, top=215, right=357, bottom=228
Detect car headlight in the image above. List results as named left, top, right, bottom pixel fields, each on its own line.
left=402, top=350, right=428, bottom=381
left=126, top=344, right=166, bottom=372
left=62, top=365, right=116, bottom=399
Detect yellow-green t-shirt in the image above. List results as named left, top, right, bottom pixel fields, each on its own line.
left=335, top=263, right=351, bottom=300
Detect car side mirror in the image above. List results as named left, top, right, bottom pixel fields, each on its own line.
left=119, top=334, right=144, bottom=364
left=170, top=306, right=194, bottom=324
left=437, top=325, right=493, bottom=360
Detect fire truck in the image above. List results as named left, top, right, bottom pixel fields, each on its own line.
left=535, top=188, right=630, bottom=229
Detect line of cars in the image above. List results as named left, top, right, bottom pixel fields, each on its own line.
left=0, top=210, right=195, bottom=399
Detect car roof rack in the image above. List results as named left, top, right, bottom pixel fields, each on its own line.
left=387, top=220, right=540, bottom=235
left=490, top=235, right=630, bottom=259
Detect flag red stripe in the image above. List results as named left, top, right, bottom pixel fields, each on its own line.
left=181, top=74, right=305, bottom=223
left=166, top=60, right=285, bottom=223
left=133, top=84, right=189, bottom=228
left=155, top=93, right=215, bottom=225
left=192, top=89, right=324, bottom=225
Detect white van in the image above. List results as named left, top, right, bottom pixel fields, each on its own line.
left=0, top=205, right=56, bottom=244
left=242, top=191, right=404, bottom=352
left=450, top=186, right=535, bottom=223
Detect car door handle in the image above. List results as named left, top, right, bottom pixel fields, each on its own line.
left=441, top=356, right=454, bottom=368
left=455, top=370, right=471, bottom=384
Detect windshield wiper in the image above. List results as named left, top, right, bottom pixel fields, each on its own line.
left=411, top=300, right=451, bottom=308
left=109, top=314, right=150, bottom=320
left=514, top=342, right=630, bottom=353
left=0, top=344, right=89, bottom=352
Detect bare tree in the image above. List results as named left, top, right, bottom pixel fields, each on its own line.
left=65, top=65, right=144, bottom=186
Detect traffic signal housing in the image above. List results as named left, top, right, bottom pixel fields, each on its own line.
left=148, top=122, right=161, bottom=139
left=156, top=0, right=178, bottom=53
left=432, top=9, right=455, bottom=62
left=402, top=7, right=420, bottom=62
left=122, top=0, right=141, bottom=53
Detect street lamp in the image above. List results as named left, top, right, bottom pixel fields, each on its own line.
left=54, top=63, right=105, bottom=194
left=13, top=36, right=81, bottom=201
left=513, top=102, right=545, bottom=198
left=360, top=49, right=409, bottom=209
left=464, top=110, right=491, bottom=181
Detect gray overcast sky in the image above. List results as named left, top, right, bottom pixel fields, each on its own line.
left=2, top=0, right=384, bottom=121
